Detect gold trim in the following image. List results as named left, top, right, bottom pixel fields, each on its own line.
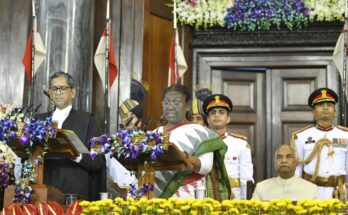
left=230, top=133, right=248, bottom=141
left=229, top=178, right=240, bottom=188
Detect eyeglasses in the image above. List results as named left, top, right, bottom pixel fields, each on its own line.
left=49, top=86, right=71, bottom=94
left=161, top=99, right=184, bottom=107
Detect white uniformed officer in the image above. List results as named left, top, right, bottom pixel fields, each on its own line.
left=203, top=94, right=254, bottom=199
left=291, top=87, right=348, bottom=200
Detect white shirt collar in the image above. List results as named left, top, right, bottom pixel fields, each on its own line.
left=52, top=105, right=72, bottom=129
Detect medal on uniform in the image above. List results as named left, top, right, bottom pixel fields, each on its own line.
left=305, top=137, right=315, bottom=144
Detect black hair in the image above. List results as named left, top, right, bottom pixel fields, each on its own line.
left=163, top=84, right=191, bottom=102
left=49, top=71, right=75, bottom=88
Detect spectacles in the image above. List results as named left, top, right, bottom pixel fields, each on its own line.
left=161, top=99, right=184, bottom=107
left=49, top=86, right=71, bottom=94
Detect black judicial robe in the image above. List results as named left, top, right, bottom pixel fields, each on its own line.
left=36, top=108, right=106, bottom=201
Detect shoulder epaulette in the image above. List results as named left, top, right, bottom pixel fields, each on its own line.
left=337, top=125, right=348, bottom=132
left=292, top=125, right=313, bottom=137
left=289, top=125, right=313, bottom=147
left=230, top=133, right=248, bottom=141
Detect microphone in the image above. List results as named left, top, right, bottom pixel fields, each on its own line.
left=43, top=89, right=55, bottom=112
left=25, top=104, right=34, bottom=113
left=33, top=104, right=42, bottom=113
left=141, top=117, right=152, bottom=131
left=43, top=90, right=50, bottom=98
left=22, top=104, right=34, bottom=121
left=156, top=114, right=165, bottom=127
left=14, top=106, right=26, bottom=121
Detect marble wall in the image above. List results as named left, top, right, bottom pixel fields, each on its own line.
left=0, top=0, right=30, bottom=107
left=0, top=0, right=144, bottom=132
left=33, top=0, right=95, bottom=112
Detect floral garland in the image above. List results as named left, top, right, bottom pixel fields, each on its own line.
left=0, top=112, right=54, bottom=154
left=176, top=0, right=234, bottom=29
left=0, top=159, right=15, bottom=191
left=225, top=0, right=309, bottom=31
left=175, top=0, right=345, bottom=31
left=12, top=158, right=41, bottom=205
left=0, top=108, right=55, bottom=204
left=0, top=118, right=18, bottom=143
left=90, top=129, right=165, bottom=161
left=18, top=117, right=55, bottom=155
left=305, top=0, right=345, bottom=22
left=129, top=183, right=154, bottom=198
left=79, top=197, right=346, bottom=215
left=0, top=104, right=13, bottom=120
left=90, top=129, right=167, bottom=197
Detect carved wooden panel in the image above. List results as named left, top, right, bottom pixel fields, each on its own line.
left=224, top=80, right=255, bottom=112
left=192, top=27, right=341, bottom=180
left=213, top=69, right=265, bottom=182
left=283, top=78, right=315, bottom=111
left=271, top=68, right=327, bottom=176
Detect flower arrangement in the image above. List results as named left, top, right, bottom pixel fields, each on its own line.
left=12, top=159, right=39, bottom=205
left=0, top=104, right=13, bottom=120
left=225, top=0, right=309, bottom=31
left=79, top=197, right=347, bottom=215
left=0, top=147, right=15, bottom=191
left=0, top=106, right=56, bottom=204
left=305, top=0, right=345, bottom=22
left=0, top=108, right=55, bottom=154
left=175, top=0, right=345, bottom=31
left=0, top=118, right=18, bottom=143
left=18, top=117, right=55, bottom=154
left=176, top=0, right=234, bottom=29
left=90, top=129, right=167, bottom=161
left=90, top=129, right=169, bottom=197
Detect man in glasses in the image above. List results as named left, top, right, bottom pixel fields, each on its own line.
left=36, top=71, right=106, bottom=201
left=155, top=84, right=230, bottom=199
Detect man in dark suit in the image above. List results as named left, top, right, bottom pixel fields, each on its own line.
left=36, top=71, right=106, bottom=201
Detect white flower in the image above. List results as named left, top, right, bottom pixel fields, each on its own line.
left=305, top=0, right=345, bottom=22
left=176, top=0, right=344, bottom=29
left=0, top=142, right=17, bottom=163
left=176, top=0, right=234, bottom=29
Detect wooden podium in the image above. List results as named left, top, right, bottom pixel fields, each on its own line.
left=117, top=143, right=193, bottom=198
left=4, top=129, right=89, bottom=206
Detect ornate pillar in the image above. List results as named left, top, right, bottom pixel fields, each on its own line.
left=32, top=0, right=95, bottom=112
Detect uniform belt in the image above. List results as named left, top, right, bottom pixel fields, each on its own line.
left=229, top=178, right=240, bottom=188
left=303, top=172, right=346, bottom=187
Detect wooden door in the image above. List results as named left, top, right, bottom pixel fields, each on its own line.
left=212, top=69, right=266, bottom=182
left=269, top=68, right=329, bottom=176
left=212, top=67, right=333, bottom=181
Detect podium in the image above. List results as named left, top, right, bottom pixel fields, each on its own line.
left=116, top=142, right=193, bottom=198
left=4, top=129, right=88, bottom=206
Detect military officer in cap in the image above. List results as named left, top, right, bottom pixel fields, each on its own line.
left=291, top=87, right=348, bottom=200
left=203, top=94, right=254, bottom=199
